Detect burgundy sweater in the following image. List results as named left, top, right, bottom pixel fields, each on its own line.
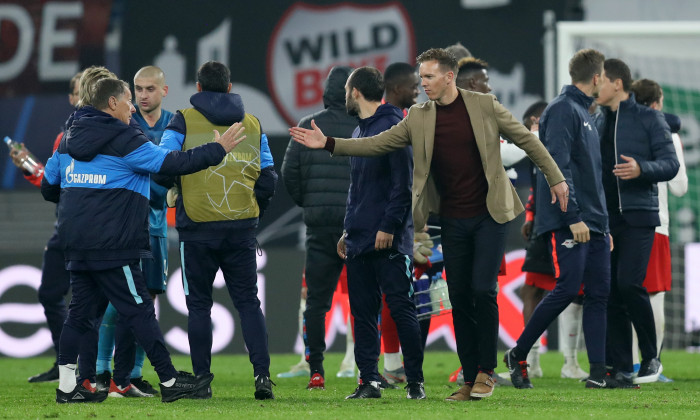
left=432, top=95, right=488, bottom=218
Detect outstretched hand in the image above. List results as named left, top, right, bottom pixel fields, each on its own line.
left=289, top=119, right=327, bottom=149
left=550, top=181, right=569, bottom=212
left=215, top=122, right=246, bottom=153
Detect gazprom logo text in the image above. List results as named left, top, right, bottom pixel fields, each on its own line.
left=65, top=159, right=106, bottom=185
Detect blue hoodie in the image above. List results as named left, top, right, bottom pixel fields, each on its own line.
left=41, top=106, right=227, bottom=270
left=344, top=103, right=413, bottom=258
left=160, top=91, right=277, bottom=240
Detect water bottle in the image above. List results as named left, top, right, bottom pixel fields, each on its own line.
left=4, top=136, right=43, bottom=176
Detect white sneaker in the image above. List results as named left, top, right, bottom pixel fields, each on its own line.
left=561, top=363, right=588, bottom=379
left=336, top=369, right=355, bottom=378
left=277, top=361, right=310, bottom=378
left=529, top=365, right=543, bottom=378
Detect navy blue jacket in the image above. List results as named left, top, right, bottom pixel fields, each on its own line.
left=593, top=93, right=679, bottom=220
left=161, top=91, right=277, bottom=240
left=535, top=85, right=608, bottom=235
left=41, top=106, right=227, bottom=269
left=344, top=103, right=413, bottom=258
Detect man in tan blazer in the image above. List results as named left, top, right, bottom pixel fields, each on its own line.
left=290, top=48, right=568, bottom=401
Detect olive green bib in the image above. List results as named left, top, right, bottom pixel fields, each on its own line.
left=180, top=109, right=261, bottom=222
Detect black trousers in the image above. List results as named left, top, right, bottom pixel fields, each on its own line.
left=441, top=214, right=508, bottom=384
left=346, top=250, right=424, bottom=383
left=607, top=222, right=657, bottom=372
left=38, top=232, right=70, bottom=362
left=302, top=230, right=346, bottom=375
left=182, top=235, right=270, bottom=378
left=60, top=263, right=177, bottom=383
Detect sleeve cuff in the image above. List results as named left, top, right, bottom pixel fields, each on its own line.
left=525, top=211, right=535, bottom=222
left=324, top=137, right=335, bottom=153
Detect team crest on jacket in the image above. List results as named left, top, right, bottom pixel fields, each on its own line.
left=267, top=2, right=415, bottom=125
left=561, top=239, right=577, bottom=248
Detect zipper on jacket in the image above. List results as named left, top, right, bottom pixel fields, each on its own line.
left=613, top=108, right=623, bottom=214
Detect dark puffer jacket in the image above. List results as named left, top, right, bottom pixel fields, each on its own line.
left=282, top=66, right=358, bottom=232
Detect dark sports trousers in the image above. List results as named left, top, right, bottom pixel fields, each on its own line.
left=515, top=230, right=610, bottom=364
left=39, top=235, right=70, bottom=363
left=302, top=230, right=346, bottom=376
left=181, top=235, right=271, bottom=378
left=607, top=222, right=657, bottom=373
left=441, top=214, right=508, bottom=383
left=346, top=250, right=424, bottom=384
left=59, top=263, right=178, bottom=383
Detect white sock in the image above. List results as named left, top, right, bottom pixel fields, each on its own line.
left=650, top=292, right=665, bottom=356
left=559, top=303, right=582, bottom=365
left=527, top=338, right=541, bottom=368
left=632, top=325, right=640, bottom=366
left=298, top=298, right=307, bottom=364
left=384, top=352, right=403, bottom=371
left=58, top=364, right=77, bottom=393
left=161, top=378, right=175, bottom=387
left=339, top=314, right=355, bottom=371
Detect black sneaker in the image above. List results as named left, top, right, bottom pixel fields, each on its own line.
left=96, top=371, right=111, bottom=393
left=634, top=358, right=662, bottom=384
left=160, top=371, right=214, bottom=403
left=378, top=375, right=399, bottom=390
left=586, top=373, right=640, bottom=389
left=503, top=348, right=533, bottom=389
left=56, top=380, right=108, bottom=403
left=130, top=376, right=159, bottom=396
left=29, top=364, right=59, bottom=383
left=405, top=382, right=426, bottom=400
left=254, top=375, right=275, bottom=400
left=185, top=385, right=212, bottom=400
left=346, top=382, right=381, bottom=399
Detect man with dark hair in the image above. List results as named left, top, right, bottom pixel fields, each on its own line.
left=456, top=57, right=491, bottom=94
left=335, top=66, right=424, bottom=400
left=42, top=77, right=246, bottom=403
left=380, top=61, right=420, bottom=384
left=160, top=60, right=277, bottom=400
left=594, top=58, right=679, bottom=385
left=384, top=62, right=420, bottom=111
left=290, top=47, right=568, bottom=401
left=282, top=66, right=358, bottom=389
left=504, top=48, right=626, bottom=390
left=630, top=78, right=663, bottom=107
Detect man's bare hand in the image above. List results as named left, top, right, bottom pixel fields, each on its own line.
left=375, top=230, right=394, bottom=250
left=521, top=220, right=533, bottom=241
left=551, top=181, right=569, bottom=212
left=613, top=154, right=641, bottom=180
left=569, top=221, right=590, bottom=243
left=289, top=119, right=327, bottom=149
left=337, top=234, right=347, bottom=259
left=214, top=122, right=246, bottom=153
left=9, top=144, right=29, bottom=168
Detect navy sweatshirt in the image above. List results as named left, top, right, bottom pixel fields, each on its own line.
left=344, top=103, right=413, bottom=258
left=535, top=85, right=608, bottom=235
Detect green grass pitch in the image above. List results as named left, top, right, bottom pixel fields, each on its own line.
left=2, top=351, right=699, bottom=419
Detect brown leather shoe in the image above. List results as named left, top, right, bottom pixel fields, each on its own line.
left=445, top=384, right=481, bottom=401
left=470, top=372, right=495, bottom=398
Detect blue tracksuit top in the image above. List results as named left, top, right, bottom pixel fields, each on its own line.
left=132, top=106, right=173, bottom=238
left=41, top=106, right=227, bottom=270
left=344, top=103, right=414, bottom=258
left=535, top=85, right=608, bottom=235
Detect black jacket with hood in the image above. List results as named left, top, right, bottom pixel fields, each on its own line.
left=281, top=66, right=358, bottom=233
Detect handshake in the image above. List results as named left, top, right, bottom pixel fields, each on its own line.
left=413, top=232, right=434, bottom=264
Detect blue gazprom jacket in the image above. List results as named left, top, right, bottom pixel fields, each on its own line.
left=535, top=85, right=609, bottom=235
left=41, top=106, right=227, bottom=269
left=344, top=103, right=414, bottom=258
